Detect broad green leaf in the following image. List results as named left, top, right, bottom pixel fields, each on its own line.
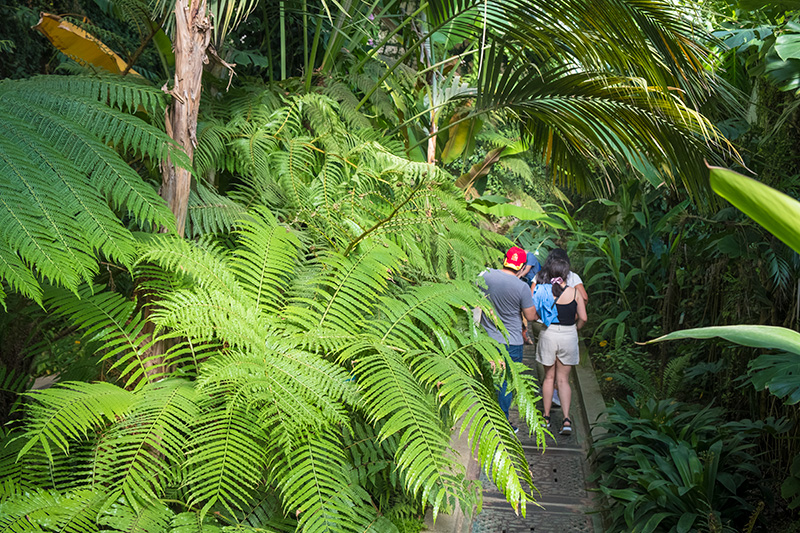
left=646, top=325, right=800, bottom=354
left=677, top=512, right=696, bottom=533
left=640, top=512, right=671, bottom=533
left=776, top=33, right=800, bottom=61
left=709, top=165, right=800, bottom=254
left=749, top=352, right=800, bottom=404
left=440, top=113, right=472, bottom=164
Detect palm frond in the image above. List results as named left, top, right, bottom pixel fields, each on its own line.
left=474, top=53, right=736, bottom=198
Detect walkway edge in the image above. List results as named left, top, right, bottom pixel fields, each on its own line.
left=574, top=344, right=608, bottom=532
left=574, top=344, right=607, bottom=440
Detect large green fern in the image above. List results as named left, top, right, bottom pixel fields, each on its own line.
left=10, top=207, right=543, bottom=531
left=0, top=75, right=186, bottom=305
left=6, top=92, right=543, bottom=532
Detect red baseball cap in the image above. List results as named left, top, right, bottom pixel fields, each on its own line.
left=503, top=247, right=526, bottom=271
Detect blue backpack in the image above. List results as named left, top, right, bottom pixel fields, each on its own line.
left=532, top=283, right=558, bottom=327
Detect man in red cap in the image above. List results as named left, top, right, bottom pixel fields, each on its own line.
left=479, top=247, right=538, bottom=430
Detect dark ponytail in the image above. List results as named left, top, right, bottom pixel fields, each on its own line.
left=545, top=258, right=571, bottom=299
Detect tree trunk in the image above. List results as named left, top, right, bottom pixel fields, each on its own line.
left=139, top=0, right=211, bottom=382
left=160, top=0, right=211, bottom=237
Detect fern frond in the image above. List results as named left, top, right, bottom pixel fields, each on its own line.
left=2, top=79, right=181, bottom=228
left=286, top=240, right=401, bottom=333
left=662, top=353, right=690, bottom=398
left=93, top=379, right=197, bottom=505
left=370, top=281, right=481, bottom=349
left=0, top=129, right=100, bottom=292
left=322, top=80, right=373, bottom=131
left=98, top=500, right=173, bottom=532
left=43, top=286, right=159, bottom=389
left=19, top=381, right=135, bottom=460
left=0, top=75, right=181, bottom=304
left=0, top=488, right=104, bottom=533
left=186, top=182, right=247, bottom=238
left=272, top=431, right=362, bottom=533
left=171, top=512, right=224, bottom=533
left=230, top=206, right=301, bottom=314
left=196, top=347, right=355, bottom=434
left=344, top=341, right=459, bottom=513
left=183, top=403, right=269, bottom=516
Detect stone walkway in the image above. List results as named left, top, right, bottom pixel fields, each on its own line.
left=470, top=344, right=604, bottom=533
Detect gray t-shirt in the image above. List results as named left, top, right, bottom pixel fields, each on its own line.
left=479, top=269, right=534, bottom=345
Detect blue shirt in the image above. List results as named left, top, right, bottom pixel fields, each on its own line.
left=526, top=252, right=541, bottom=275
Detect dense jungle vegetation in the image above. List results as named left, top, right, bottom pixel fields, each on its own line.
left=1, top=0, right=800, bottom=531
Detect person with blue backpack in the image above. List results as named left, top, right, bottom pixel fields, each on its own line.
left=532, top=252, right=587, bottom=435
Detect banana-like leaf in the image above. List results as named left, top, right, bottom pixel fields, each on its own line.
left=709, top=165, right=800, bottom=255
left=646, top=325, right=800, bottom=354
left=646, top=325, right=800, bottom=404
left=454, top=147, right=503, bottom=199
left=33, top=13, right=142, bottom=76
left=469, top=201, right=567, bottom=229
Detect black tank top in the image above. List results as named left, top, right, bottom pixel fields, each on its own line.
left=555, top=288, right=577, bottom=326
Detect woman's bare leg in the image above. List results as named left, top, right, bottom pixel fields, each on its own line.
left=542, top=364, right=556, bottom=418
left=555, top=359, right=572, bottom=422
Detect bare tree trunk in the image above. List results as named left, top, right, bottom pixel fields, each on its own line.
left=160, top=0, right=211, bottom=237
left=138, top=0, right=211, bottom=382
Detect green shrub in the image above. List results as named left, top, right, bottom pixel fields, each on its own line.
left=590, top=396, right=782, bottom=533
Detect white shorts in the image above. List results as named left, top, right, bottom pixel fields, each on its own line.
left=536, top=324, right=579, bottom=366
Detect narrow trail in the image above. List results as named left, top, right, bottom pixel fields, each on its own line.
left=470, top=343, right=603, bottom=533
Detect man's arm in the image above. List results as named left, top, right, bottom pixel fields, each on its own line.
left=517, top=264, right=532, bottom=279
left=523, top=305, right=538, bottom=323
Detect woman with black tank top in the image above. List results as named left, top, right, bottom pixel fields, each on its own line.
left=534, top=255, right=587, bottom=435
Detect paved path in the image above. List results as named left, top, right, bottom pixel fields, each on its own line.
left=470, top=344, right=603, bottom=533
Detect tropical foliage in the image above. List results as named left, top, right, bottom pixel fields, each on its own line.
left=3, top=0, right=796, bottom=529
left=0, top=75, right=183, bottom=306
left=590, top=396, right=781, bottom=532
left=0, top=93, right=549, bottom=531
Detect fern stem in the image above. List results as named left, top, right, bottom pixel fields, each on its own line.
left=343, top=181, right=425, bottom=256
